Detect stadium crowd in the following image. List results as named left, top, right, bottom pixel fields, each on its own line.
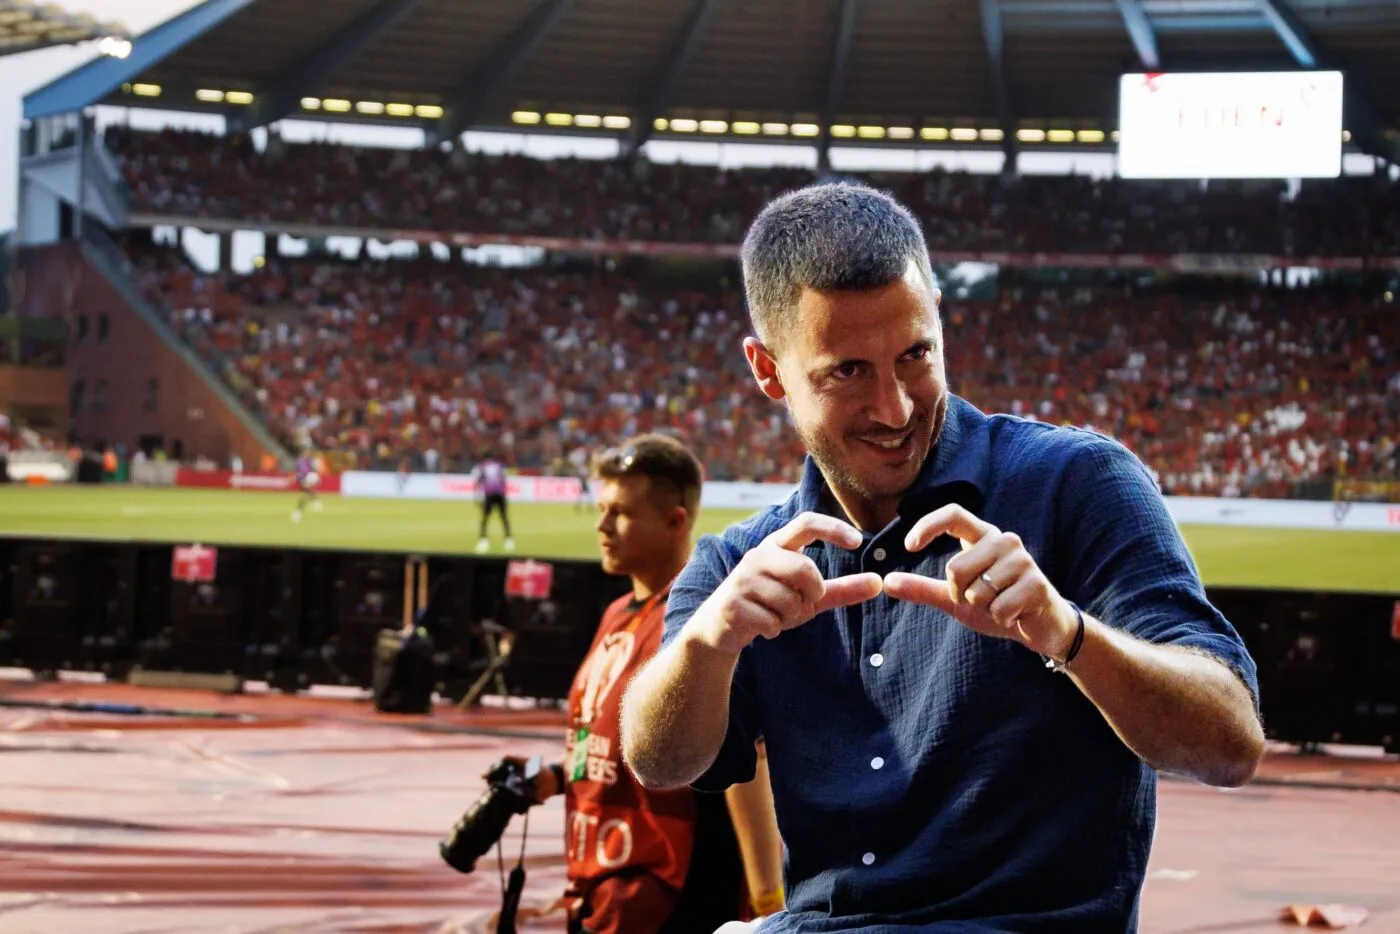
left=106, top=127, right=1400, bottom=258
left=125, top=240, right=1400, bottom=500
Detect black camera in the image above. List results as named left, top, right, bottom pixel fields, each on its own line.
left=439, top=755, right=543, bottom=874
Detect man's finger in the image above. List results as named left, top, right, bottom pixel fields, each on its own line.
left=962, top=549, right=1032, bottom=612
left=947, top=534, right=1025, bottom=606
left=988, top=576, right=1040, bottom=631
left=882, top=571, right=956, bottom=614
left=814, top=572, right=884, bottom=614
left=767, top=511, right=865, bottom=552
left=744, top=572, right=807, bottom=624
left=736, top=598, right=784, bottom=641
left=904, top=504, right=998, bottom=553
left=761, top=549, right=826, bottom=607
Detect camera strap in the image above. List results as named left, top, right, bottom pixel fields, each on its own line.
left=494, top=809, right=530, bottom=934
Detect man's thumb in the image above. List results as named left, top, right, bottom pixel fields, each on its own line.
left=816, top=572, right=884, bottom=613
left=882, top=572, right=956, bottom=613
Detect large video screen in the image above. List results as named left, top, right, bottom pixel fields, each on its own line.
left=1117, top=71, right=1344, bottom=179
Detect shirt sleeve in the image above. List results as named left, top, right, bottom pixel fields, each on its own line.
left=1054, top=436, right=1260, bottom=706
left=662, top=533, right=762, bottom=793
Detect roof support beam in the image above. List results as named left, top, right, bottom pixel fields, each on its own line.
left=817, top=0, right=859, bottom=175
left=1250, top=1, right=1397, bottom=164
left=978, top=0, right=1019, bottom=174
left=623, top=0, right=718, bottom=156
left=1255, top=0, right=1317, bottom=68
left=23, top=0, right=256, bottom=121
left=231, top=0, right=424, bottom=132
left=433, top=0, right=575, bottom=143
left=1114, top=0, right=1160, bottom=69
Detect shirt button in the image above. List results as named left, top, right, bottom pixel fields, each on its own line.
left=871, top=756, right=885, bottom=770
left=862, top=852, right=876, bottom=866
left=870, top=653, right=884, bottom=668
left=872, top=547, right=887, bottom=562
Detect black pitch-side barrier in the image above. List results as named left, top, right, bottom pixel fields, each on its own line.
left=0, top=538, right=1395, bottom=752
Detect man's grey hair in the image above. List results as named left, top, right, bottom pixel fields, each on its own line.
left=740, top=181, right=936, bottom=351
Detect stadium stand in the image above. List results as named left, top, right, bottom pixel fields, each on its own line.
left=0, top=0, right=127, bottom=59
left=106, top=127, right=1400, bottom=257
left=124, top=235, right=1400, bottom=500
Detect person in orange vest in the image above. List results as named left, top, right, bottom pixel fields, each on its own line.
left=474, top=435, right=785, bottom=933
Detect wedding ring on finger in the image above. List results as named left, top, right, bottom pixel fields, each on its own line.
left=979, top=573, right=1004, bottom=596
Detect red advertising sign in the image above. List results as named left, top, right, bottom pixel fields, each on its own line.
left=175, top=469, right=342, bottom=493
left=505, top=560, right=555, bottom=600
left=1391, top=601, right=1400, bottom=642
left=171, top=545, right=218, bottom=583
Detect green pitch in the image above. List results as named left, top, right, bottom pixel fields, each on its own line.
left=0, top=485, right=1396, bottom=593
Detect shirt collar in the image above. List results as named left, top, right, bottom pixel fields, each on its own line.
left=794, top=393, right=990, bottom=523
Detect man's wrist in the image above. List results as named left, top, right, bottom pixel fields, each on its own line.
left=532, top=762, right=564, bottom=802
left=680, top=610, right=744, bottom=660
left=1040, top=601, right=1087, bottom=671
left=548, top=762, right=566, bottom=797
left=751, top=887, right=785, bottom=916
left=1038, top=599, right=1075, bottom=659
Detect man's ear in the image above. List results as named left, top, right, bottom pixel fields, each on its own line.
left=743, top=337, right=787, bottom=402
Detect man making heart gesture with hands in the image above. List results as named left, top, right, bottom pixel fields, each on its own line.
left=685, top=511, right=884, bottom=657
left=884, top=503, right=1082, bottom=659
left=622, top=183, right=1263, bottom=934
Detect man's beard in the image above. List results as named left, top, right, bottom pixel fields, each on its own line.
left=792, top=398, right=945, bottom=511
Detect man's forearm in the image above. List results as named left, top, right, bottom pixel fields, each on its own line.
left=621, top=633, right=739, bottom=790
left=1065, top=615, right=1264, bottom=787
left=725, top=744, right=785, bottom=913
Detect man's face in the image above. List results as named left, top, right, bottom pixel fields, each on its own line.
left=745, top=265, right=948, bottom=509
left=594, top=476, right=686, bottom=577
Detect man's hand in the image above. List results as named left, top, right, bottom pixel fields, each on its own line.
left=684, top=512, right=884, bottom=657
left=481, top=756, right=559, bottom=804
left=883, top=504, right=1077, bottom=660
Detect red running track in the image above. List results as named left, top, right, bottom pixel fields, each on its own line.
left=1, top=679, right=1397, bottom=934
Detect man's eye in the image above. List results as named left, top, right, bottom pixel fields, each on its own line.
left=833, top=363, right=861, bottom=380
left=904, top=346, right=929, bottom=362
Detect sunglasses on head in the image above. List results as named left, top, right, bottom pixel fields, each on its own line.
left=599, top=443, right=692, bottom=497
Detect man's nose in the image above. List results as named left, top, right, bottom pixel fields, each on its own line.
left=868, top=373, right=914, bottom=428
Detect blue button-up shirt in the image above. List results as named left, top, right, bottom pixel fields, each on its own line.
left=661, top=395, right=1258, bottom=932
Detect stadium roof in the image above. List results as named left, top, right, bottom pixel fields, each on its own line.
left=20, top=0, right=1400, bottom=158
left=0, top=0, right=127, bottom=58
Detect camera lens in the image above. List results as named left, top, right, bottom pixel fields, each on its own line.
left=440, top=769, right=536, bottom=873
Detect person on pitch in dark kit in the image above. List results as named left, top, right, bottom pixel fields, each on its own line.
left=485, top=434, right=785, bottom=934
left=290, top=449, right=322, bottom=522
left=570, top=446, right=595, bottom=513
left=473, top=452, right=514, bottom=553
left=622, top=184, right=1265, bottom=934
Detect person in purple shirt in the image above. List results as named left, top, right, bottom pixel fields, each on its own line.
left=473, top=453, right=514, bottom=553
left=290, top=450, right=322, bottom=523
